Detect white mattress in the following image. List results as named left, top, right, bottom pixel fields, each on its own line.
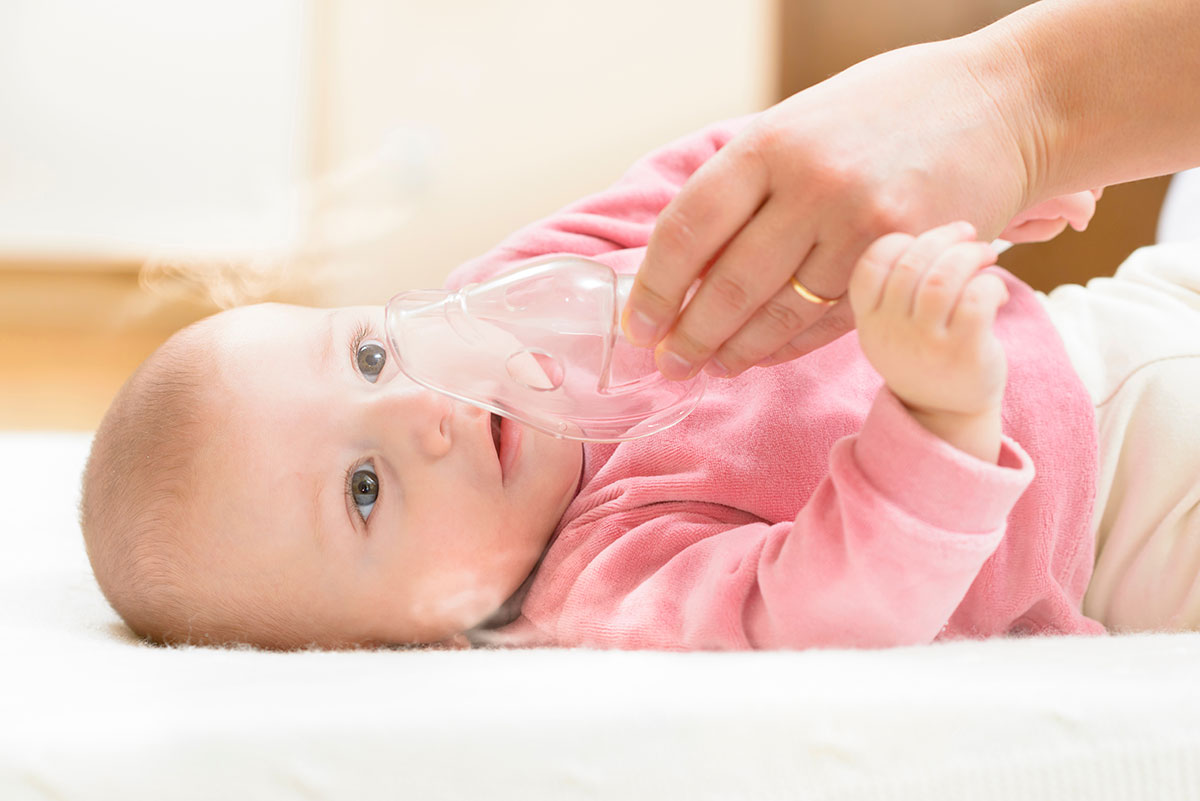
left=5, top=171, right=1200, bottom=799
left=6, top=434, right=1200, bottom=800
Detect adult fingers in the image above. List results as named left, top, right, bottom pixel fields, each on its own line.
left=651, top=194, right=815, bottom=380
left=622, top=141, right=770, bottom=348
left=1000, top=217, right=1070, bottom=244
left=1063, top=190, right=1098, bottom=231
left=703, top=237, right=860, bottom=376
left=755, top=232, right=911, bottom=369
left=757, top=298, right=857, bottom=367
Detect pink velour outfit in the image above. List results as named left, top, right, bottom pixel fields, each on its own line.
left=448, top=118, right=1106, bottom=651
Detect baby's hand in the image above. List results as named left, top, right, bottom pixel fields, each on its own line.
left=849, top=222, right=1008, bottom=460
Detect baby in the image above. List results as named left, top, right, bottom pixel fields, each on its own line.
left=80, top=118, right=1200, bottom=649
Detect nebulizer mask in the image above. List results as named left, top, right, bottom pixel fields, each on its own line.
left=384, top=257, right=707, bottom=442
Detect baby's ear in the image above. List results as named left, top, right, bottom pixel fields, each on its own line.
left=998, top=189, right=1103, bottom=244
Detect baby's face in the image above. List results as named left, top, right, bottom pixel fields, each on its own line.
left=190, top=303, right=583, bottom=646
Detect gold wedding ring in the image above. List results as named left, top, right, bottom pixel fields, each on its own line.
left=789, top=275, right=840, bottom=306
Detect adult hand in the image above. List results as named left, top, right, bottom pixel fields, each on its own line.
left=621, top=35, right=1044, bottom=381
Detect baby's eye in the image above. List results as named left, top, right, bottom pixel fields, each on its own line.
left=356, top=340, right=387, bottom=383
left=349, top=466, right=379, bottom=521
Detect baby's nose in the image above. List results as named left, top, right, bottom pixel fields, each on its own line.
left=367, top=385, right=455, bottom=457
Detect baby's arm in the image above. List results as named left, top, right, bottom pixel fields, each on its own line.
left=848, top=221, right=1009, bottom=463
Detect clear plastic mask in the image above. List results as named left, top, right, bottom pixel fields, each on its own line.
left=384, top=256, right=707, bottom=442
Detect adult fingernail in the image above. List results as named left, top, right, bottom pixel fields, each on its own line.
left=625, top=308, right=661, bottom=347
left=657, top=349, right=693, bottom=380
left=703, top=359, right=730, bottom=379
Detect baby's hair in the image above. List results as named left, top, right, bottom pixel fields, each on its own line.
left=79, top=317, right=308, bottom=649
left=80, top=320, right=213, bottom=644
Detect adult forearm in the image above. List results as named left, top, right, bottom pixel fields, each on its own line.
left=973, top=0, right=1200, bottom=201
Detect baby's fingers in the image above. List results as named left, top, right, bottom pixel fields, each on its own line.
left=947, top=271, right=1010, bottom=337
left=912, top=241, right=999, bottom=327
left=848, top=232, right=915, bottom=319
left=875, top=221, right=976, bottom=317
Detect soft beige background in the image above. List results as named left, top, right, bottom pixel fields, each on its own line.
left=308, top=0, right=775, bottom=303
left=0, top=0, right=774, bottom=428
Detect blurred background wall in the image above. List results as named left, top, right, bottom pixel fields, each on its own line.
left=0, top=0, right=1170, bottom=429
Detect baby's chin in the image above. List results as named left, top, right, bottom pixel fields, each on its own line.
left=405, top=569, right=529, bottom=638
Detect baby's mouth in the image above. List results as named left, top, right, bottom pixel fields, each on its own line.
left=490, top=413, right=502, bottom=459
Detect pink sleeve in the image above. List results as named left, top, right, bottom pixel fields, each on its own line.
left=540, top=389, right=1034, bottom=651
left=444, top=117, right=752, bottom=288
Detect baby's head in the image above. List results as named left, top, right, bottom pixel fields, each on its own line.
left=80, top=303, right=582, bottom=649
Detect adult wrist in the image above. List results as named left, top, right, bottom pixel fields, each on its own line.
left=955, top=18, right=1061, bottom=212
left=964, top=0, right=1200, bottom=198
